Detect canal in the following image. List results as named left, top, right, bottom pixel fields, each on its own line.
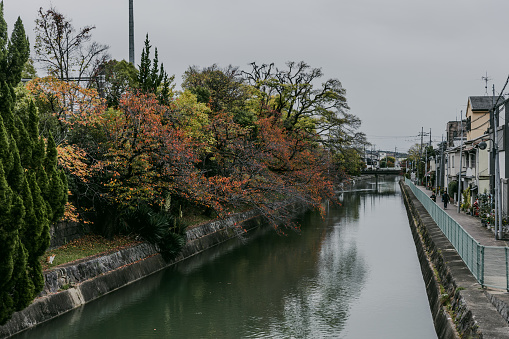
left=17, top=177, right=437, bottom=338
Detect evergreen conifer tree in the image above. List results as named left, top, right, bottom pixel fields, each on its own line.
left=0, top=2, right=67, bottom=324
left=137, top=34, right=174, bottom=104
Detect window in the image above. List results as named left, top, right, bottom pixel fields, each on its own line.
left=452, top=155, right=454, bottom=168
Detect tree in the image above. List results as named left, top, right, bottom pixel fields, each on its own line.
left=406, top=143, right=420, bottom=163
left=169, top=90, right=212, bottom=150
left=21, top=58, right=37, bottom=80
left=0, top=4, right=67, bottom=324
left=137, top=35, right=174, bottom=105
left=182, top=64, right=255, bottom=126
left=380, top=156, right=395, bottom=168
left=334, top=147, right=364, bottom=176
left=406, top=143, right=434, bottom=181
left=100, top=92, right=197, bottom=207
left=25, top=76, right=106, bottom=224
left=186, top=108, right=336, bottom=230
left=243, top=61, right=349, bottom=135
left=34, top=6, right=109, bottom=84
left=243, top=61, right=367, bottom=178
left=26, top=76, right=106, bottom=145
left=92, top=59, right=139, bottom=108
left=5, top=16, right=29, bottom=85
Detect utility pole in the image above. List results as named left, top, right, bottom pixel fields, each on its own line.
left=424, top=147, right=428, bottom=189
left=428, top=128, right=431, bottom=189
left=419, top=127, right=424, bottom=184
left=435, top=151, right=438, bottom=193
left=492, top=85, right=502, bottom=239
left=457, top=111, right=464, bottom=213
left=440, top=134, right=445, bottom=191
left=129, top=0, right=135, bottom=65
left=418, top=127, right=431, bottom=185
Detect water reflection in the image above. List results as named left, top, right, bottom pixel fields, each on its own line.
left=15, top=176, right=435, bottom=339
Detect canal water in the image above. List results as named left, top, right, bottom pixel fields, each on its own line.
left=17, top=177, right=436, bottom=338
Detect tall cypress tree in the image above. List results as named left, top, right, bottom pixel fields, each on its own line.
left=0, top=2, right=67, bottom=324
left=6, top=17, right=29, bottom=86
left=137, top=34, right=173, bottom=104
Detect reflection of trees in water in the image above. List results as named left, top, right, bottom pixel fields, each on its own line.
left=21, top=178, right=405, bottom=338
left=336, top=177, right=399, bottom=221
left=270, top=213, right=367, bottom=337
left=150, top=208, right=368, bottom=338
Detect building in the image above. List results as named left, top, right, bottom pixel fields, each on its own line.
left=364, top=150, right=379, bottom=169
left=446, top=120, right=467, bottom=148
left=465, top=96, right=495, bottom=141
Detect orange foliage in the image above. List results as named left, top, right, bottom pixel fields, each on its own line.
left=99, top=91, right=200, bottom=207
left=189, top=110, right=336, bottom=228
left=26, top=76, right=106, bottom=130
left=27, top=77, right=336, bottom=231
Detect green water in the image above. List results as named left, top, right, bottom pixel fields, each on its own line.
left=17, top=178, right=436, bottom=338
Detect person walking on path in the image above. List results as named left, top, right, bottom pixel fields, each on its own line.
left=442, top=190, right=450, bottom=209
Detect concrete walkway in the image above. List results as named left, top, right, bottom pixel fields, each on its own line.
left=412, top=183, right=509, bottom=334
left=402, top=182, right=509, bottom=338
left=414, top=184, right=509, bottom=247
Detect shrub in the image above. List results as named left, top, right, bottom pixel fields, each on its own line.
left=448, top=180, right=458, bottom=198
left=120, top=204, right=187, bottom=261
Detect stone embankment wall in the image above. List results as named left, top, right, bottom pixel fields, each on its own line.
left=400, top=182, right=509, bottom=339
left=49, top=221, right=91, bottom=249
left=0, top=209, right=264, bottom=338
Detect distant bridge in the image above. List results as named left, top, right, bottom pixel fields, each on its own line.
left=361, top=168, right=403, bottom=175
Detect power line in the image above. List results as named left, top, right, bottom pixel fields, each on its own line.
left=366, top=134, right=426, bottom=139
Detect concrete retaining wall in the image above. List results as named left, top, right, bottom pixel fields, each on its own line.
left=400, top=181, right=509, bottom=338
left=0, top=210, right=266, bottom=338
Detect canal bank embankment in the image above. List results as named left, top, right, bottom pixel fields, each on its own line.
left=0, top=209, right=271, bottom=338
left=400, top=181, right=509, bottom=338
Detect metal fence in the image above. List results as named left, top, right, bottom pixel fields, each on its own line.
left=404, top=178, right=509, bottom=290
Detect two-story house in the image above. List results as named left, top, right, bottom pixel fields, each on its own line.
left=445, top=96, right=498, bottom=209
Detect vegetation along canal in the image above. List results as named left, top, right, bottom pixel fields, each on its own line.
left=16, top=177, right=436, bottom=338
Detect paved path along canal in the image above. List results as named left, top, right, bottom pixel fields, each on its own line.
left=414, top=184, right=509, bottom=247
left=15, top=178, right=436, bottom=338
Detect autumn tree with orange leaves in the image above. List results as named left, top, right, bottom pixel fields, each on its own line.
left=193, top=109, right=335, bottom=230
left=25, top=61, right=364, bottom=236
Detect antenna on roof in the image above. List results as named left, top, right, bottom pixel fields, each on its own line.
left=482, top=72, right=491, bottom=96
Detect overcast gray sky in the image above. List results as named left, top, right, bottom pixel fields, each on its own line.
left=4, top=0, right=509, bottom=152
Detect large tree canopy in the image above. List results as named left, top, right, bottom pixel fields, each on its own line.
left=242, top=61, right=368, bottom=178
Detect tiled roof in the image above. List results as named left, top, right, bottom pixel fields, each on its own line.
left=469, top=96, right=503, bottom=111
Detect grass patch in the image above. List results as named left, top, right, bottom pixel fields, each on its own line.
left=41, top=208, right=250, bottom=271
left=41, top=234, right=142, bottom=271
left=181, top=213, right=214, bottom=227
left=59, top=283, right=72, bottom=291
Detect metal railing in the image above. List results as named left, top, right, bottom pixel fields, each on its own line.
left=404, top=178, right=509, bottom=290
